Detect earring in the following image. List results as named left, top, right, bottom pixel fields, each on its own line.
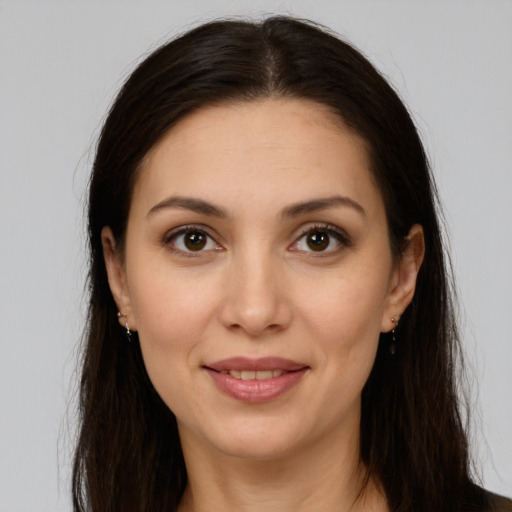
left=124, top=322, right=134, bottom=343
left=389, top=317, right=398, bottom=356
left=117, top=311, right=133, bottom=343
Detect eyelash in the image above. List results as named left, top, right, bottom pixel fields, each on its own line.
left=291, top=223, right=352, bottom=256
left=162, top=223, right=351, bottom=257
left=162, top=225, right=221, bottom=257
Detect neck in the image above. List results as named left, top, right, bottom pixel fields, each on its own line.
left=177, top=422, right=388, bottom=512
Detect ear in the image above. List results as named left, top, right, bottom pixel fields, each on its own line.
left=381, top=224, right=425, bottom=333
left=101, top=226, right=137, bottom=331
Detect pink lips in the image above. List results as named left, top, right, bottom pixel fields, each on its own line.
left=204, top=357, right=309, bottom=403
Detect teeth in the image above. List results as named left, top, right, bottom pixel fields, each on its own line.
left=220, top=369, right=285, bottom=380
left=255, top=370, right=273, bottom=380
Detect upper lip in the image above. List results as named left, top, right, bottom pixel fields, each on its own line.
left=205, top=357, right=308, bottom=372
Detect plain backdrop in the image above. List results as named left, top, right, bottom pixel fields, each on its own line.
left=0, top=1, right=511, bottom=510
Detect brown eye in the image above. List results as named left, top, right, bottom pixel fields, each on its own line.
left=167, top=228, right=219, bottom=254
left=291, top=225, right=350, bottom=255
left=184, top=231, right=207, bottom=251
left=306, top=231, right=330, bottom=251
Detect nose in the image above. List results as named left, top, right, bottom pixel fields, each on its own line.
left=219, top=248, right=292, bottom=337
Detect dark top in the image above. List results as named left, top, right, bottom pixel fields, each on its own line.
left=486, top=490, right=512, bottom=512
left=465, top=485, right=512, bottom=512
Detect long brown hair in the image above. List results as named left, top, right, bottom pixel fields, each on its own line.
left=74, top=16, right=486, bottom=512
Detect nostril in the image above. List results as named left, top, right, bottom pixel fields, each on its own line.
left=218, top=278, right=293, bottom=336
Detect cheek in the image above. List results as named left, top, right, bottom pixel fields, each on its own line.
left=129, top=258, right=221, bottom=339
left=127, top=265, right=221, bottom=394
left=299, top=271, right=391, bottom=343
left=294, top=259, right=392, bottom=390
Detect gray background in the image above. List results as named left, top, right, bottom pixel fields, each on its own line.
left=0, top=1, right=511, bottom=510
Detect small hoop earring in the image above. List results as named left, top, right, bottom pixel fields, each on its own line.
left=389, top=317, right=398, bottom=356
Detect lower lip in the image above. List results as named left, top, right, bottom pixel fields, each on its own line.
left=205, top=368, right=308, bottom=403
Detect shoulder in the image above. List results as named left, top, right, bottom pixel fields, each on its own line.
left=486, top=490, right=512, bottom=512
left=463, top=485, right=512, bottom=512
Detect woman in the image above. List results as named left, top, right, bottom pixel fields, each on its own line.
left=73, top=16, right=511, bottom=512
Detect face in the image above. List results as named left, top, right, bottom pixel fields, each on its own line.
left=104, top=98, right=422, bottom=461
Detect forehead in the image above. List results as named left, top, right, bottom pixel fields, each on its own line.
left=132, top=98, right=382, bottom=219
left=146, top=97, right=357, bottom=157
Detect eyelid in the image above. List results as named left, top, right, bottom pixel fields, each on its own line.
left=290, top=223, right=352, bottom=254
left=162, top=224, right=222, bottom=255
left=161, top=222, right=351, bottom=256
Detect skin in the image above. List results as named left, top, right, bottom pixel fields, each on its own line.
left=103, top=98, right=424, bottom=512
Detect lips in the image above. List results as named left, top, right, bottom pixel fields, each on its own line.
left=204, top=357, right=309, bottom=403
left=206, top=356, right=307, bottom=373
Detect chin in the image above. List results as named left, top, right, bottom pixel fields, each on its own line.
left=212, top=433, right=300, bottom=461
left=180, top=415, right=309, bottom=462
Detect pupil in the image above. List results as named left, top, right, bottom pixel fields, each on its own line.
left=307, top=231, right=329, bottom=251
left=185, top=232, right=206, bottom=251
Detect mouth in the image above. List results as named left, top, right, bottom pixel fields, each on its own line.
left=218, top=369, right=287, bottom=380
left=204, top=357, right=309, bottom=403
left=205, top=356, right=308, bottom=373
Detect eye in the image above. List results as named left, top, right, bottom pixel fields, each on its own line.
left=291, top=225, right=350, bottom=254
left=165, top=227, right=220, bottom=254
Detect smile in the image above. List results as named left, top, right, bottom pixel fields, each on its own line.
left=219, top=369, right=285, bottom=380
left=204, top=357, right=309, bottom=403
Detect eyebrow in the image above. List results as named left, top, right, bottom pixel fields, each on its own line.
left=147, top=194, right=366, bottom=219
left=281, top=195, right=366, bottom=219
left=147, top=196, right=228, bottom=218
